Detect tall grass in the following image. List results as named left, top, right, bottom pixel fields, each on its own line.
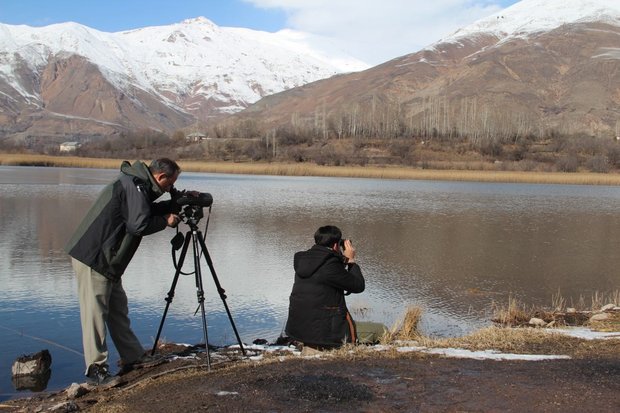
left=3, top=154, right=620, bottom=185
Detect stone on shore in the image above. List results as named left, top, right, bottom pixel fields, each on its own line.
left=12, top=349, right=52, bottom=377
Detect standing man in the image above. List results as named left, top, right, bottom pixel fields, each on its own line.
left=285, top=225, right=365, bottom=349
left=65, top=158, right=183, bottom=385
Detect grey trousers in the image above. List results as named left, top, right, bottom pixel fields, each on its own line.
left=72, top=258, right=145, bottom=373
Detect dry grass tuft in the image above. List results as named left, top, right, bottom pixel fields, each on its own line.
left=491, top=296, right=534, bottom=326
left=381, top=306, right=423, bottom=344
left=433, top=326, right=556, bottom=353
left=589, top=312, right=620, bottom=333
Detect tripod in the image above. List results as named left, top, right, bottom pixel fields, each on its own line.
left=151, top=205, right=246, bottom=368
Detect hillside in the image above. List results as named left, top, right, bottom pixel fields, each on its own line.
left=225, top=0, right=620, bottom=141
left=0, top=17, right=366, bottom=143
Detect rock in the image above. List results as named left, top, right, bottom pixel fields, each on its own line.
left=600, top=303, right=616, bottom=312
left=301, top=346, right=323, bottom=356
left=11, top=350, right=52, bottom=391
left=589, top=313, right=611, bottom=322
left=566, top=308, right=577, bottom=313
left=48, top=401, right=79, bottom=412
left=528, top=318, right=546, bottom=327
left=12, top=349, right=52, bottom=376
left=66, top=383, right=90, bottom=399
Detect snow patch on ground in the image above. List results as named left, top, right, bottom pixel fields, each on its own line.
left=547, top=327, right=620, bottom=340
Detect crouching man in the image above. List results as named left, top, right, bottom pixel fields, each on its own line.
left=284, top=225, right=365, bottom=349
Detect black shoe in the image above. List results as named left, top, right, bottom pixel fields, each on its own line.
left=86, top=364, right=122, bottom=387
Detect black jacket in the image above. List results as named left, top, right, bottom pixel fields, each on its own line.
left=285, top=245, right=365, bottom=347
left=65, top=160, right=177, bottom=280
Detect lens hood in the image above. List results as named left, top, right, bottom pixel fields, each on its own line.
left=177, top=192, right=213, bottom=207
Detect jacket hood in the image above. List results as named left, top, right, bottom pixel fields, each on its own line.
left=120, top=160, right=164, bottom=199
left=294, top=245, right=342, bottom=279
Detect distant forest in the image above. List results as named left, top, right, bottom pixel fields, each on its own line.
left=3, top=119, right=620, bottom=174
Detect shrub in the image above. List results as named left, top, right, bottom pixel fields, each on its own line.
left=586, top=155, right=610, bottom=173
left=555, top=155, right=579, bottom=172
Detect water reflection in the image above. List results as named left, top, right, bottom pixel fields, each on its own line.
left=1, top=166, right=620, bottom=399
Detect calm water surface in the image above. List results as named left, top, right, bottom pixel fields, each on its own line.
left=1, top=166, right=619, bottom=399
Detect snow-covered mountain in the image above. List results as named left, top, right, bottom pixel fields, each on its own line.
left=0, top=17, right=368, bottom=141
left=445, top=0, right=620, bottom=41
left=231, top=0, right=620, bottom=139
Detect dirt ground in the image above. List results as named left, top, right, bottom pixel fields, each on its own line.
left=3, top=343, right=619, bottom=413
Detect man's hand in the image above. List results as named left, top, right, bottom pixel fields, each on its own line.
left=165, top=213, right=181, bottom=228
left=342, top=239, right=356, bottom=264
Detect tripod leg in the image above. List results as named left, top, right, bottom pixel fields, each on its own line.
left=196, top=230, right=246, bottom=356
left=151, top=232, right=192, bottom=356
left=191, top=230, right=211, bottom=369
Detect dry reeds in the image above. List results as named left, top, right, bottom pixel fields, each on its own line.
left=568, top=289, right=619, bottom=312
left=381, top=306, right=423, bottom=344
left=3, top=154, right=620, bottom=186
left=0, top=154, right=122, bottom=169
left=491, top=296, right=533, bottom=327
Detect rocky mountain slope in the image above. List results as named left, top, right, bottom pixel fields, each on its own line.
left=231, top=0, right=620, bottom=140
left=0, top=17, right=367, bottom=142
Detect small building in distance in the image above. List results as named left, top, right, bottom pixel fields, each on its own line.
left=59, top=142, right=81, bottom=152
left=186, top=132, right=207, bottom=142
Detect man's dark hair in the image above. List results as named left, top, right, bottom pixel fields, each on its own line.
left=314, top=225, right=342, bottom=247
left=149, top=158, right=181, bottom=176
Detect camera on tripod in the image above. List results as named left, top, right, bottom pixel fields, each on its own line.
left=173, top=190, right=213, bottom=225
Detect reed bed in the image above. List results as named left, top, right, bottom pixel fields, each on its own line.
left=491, top=290, right=620, bottom=327
left=0, top=154, right=121, bottom=169
left=3, top=153, right=620, bottom=185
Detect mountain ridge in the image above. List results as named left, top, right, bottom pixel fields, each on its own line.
left=1, top=0, right=619, bottom=144
left=0, top=16, right=367, bottom=142
left=227, top=0, right=620, bottom=141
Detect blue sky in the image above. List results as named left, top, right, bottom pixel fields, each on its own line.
left=0, top=0, right=519, bottom=65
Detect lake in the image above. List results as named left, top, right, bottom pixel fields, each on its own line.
left=1, top=165, right=619, bottom=400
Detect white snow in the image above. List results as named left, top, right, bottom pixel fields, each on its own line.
left=442, top=0, right=620, bottom=43
left=216, top=391, right=239, bottom=396
left=2, top=1, right=618, bottom=115
left=0, top=17, right=369, bottom=113
left=392, top=346, right=571, bottom=361
left=547, top=327, right=620, bottom=340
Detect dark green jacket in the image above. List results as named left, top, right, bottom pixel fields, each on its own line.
left=285, top=245, right=365, bottom=347
left=65, top=160, right=175, bottom=280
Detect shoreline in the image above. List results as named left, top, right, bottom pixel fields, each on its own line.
left=2, top=153, right=620, bottom=186
left=3, top=326, right=619, bottom=411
